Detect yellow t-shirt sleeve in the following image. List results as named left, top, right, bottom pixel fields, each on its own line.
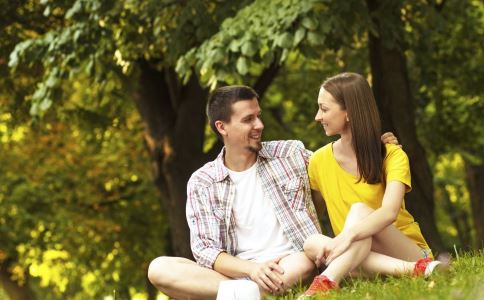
left=308, top=153, right=320, bottom=191
left=384, top=145, right=412, bottom=193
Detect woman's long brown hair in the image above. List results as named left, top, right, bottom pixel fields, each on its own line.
left=322, top=72, right=385, bottom=184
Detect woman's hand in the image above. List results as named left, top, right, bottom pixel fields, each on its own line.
left=325, top=231, right=354, bottom=264
left=315, top=231, right=355, bottom=265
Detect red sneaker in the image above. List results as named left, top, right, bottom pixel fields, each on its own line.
left=298, top=275, right=338, bottom=298
left=413, top=257, right=444, bottom=277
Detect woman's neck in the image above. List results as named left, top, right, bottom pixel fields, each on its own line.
left=337, top=132, right=355, bottom=157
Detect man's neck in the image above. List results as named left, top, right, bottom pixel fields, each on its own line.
left=223, top=148, right=258, bottom=172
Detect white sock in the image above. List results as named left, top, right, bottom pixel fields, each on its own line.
left=216, top=279, right=261, bottom=300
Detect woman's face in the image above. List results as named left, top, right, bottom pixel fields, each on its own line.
left=315, top=87, right=348, bottom=136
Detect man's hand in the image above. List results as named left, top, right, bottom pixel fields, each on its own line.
left=249, top=256, right=286, bottom=294
left=381, top=132, right=399, bottom=145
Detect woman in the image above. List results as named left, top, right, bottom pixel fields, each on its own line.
left=300, top=73, right=444, bottom=298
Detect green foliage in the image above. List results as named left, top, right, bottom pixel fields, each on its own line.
left=179, top=0, right=371, bottom=88
left=0, top=110, right=166, bottom=299
left=2, top=0, right=484, bottom=298
left=407, top=0, right=484, bottom=161
left=8, top=0, right=249, bottom=117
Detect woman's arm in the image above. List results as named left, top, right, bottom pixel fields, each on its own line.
left=346, top=180, right=405, bottom=240
left=325, top=180, right=405, bottom=263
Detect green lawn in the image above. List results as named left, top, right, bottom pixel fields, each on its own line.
left=268, top=250, right=484, bottom=300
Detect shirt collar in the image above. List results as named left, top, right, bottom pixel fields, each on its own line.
left=213, top=144, right=270, bottom=182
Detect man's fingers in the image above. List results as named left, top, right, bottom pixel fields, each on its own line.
left=261, top=273, right=278, bottom=293
left=266, top=271, right=284, bottom=291
left=268, top=262, right=285, bottom=274
left=256, top=278, right=272, bottom=293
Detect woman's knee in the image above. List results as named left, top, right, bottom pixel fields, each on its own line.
left=303, top=234, right=331, bottom=258
left=348, top=202, right=374, bottom=218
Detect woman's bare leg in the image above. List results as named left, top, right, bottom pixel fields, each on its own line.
left=304, top=203, right=425, bottom=282
left=304, top=203, right=372, bottom=283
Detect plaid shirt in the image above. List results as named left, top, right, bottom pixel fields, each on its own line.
left=186, top=140, right=321, bottom=268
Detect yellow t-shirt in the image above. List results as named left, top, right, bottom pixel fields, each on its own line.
left=308, top=143, right=430, bottom=250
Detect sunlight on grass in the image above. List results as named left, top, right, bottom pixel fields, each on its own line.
left=271, top=250, right=484, bottom=300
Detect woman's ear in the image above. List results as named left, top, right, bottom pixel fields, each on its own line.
left=345, top=113, right=350, bottom=122
left=215, top=120, right=227, bottom=136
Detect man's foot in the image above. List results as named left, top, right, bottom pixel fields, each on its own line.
left=413, top=257, right=447, bottom=277
left=297, top=275, right=337, bottom=299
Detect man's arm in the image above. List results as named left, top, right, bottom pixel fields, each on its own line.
left=186, top=182, right=225, bottom=269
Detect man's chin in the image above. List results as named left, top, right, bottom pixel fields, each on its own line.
left=247, top=142, right=262, bottom=153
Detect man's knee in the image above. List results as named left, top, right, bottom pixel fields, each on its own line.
left=148, top=256, right=181, bottom=289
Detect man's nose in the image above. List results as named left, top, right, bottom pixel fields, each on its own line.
left=255, top=117, right=264, bottom=130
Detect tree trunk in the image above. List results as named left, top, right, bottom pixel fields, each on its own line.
left=133, top=60, right=281, bottom=258
left=464, top=159, right=484, bottom=248
left=366, top=0, right=445, bottom=252
left=133, top=61, right=208, bottom=258
left=0, top=262, right=36, bottom=300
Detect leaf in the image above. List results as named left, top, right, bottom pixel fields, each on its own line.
left=65, top=1, right=82, bottom=19
left=301, top=17, right=318, bottom=30
left=229, top=39, right=241, bottom=52
left=241, top=41, right=257, bottom=56
left=211, top=49, right=225, bottom=64
left=307, top=32, right=324, bottom=46
left=294, top=27, right=306, bottom=46
left=236, top=56, right=249, bottom=75
left=279, top=48, right=288, bottom=63
left=29, top=102, right=39, bottom=116
left=46, top=74, right=58, bottom=88
left=262, top=51, right=274, bottom=65
left=276, top=32, right=293, bottom=49
left=39, top=98, right=53, bottom=111
left=43, top=5, right=51, bottom=17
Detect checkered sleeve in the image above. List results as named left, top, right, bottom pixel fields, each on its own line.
left=293, top=141, right=321, bottom=233
left=186, top=181, right=224, bottom=269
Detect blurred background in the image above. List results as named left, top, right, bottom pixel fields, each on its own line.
left=0, top=0, right=483, bottom=299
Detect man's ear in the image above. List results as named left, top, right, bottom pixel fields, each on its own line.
left=215, top=120, right=227, bottom=136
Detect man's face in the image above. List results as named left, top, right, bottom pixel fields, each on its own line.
left=222, top=98, right=264, bottom=153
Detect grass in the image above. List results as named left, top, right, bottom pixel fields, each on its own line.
left=267, top=250, right=484, bottom=300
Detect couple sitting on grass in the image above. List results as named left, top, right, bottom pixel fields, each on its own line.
left=148, top=72, right=446, bottom=300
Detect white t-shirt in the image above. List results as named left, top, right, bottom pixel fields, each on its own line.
left=227, top=160, right=294, bottom=262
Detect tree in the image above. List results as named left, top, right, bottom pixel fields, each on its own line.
left=364, top=0, right=447, bottom=250
left=406, top=0, right=484, bottom=247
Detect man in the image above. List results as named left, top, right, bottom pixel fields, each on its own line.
left=148, top=85, right=321, bottom=299
left=147, top=85, right=397, bottom=299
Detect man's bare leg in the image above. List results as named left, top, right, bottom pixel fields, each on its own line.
left=148, top=256, right=229, bottom=300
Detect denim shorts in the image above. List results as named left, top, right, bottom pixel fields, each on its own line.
left=421, top=248, right=433, bottom=258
